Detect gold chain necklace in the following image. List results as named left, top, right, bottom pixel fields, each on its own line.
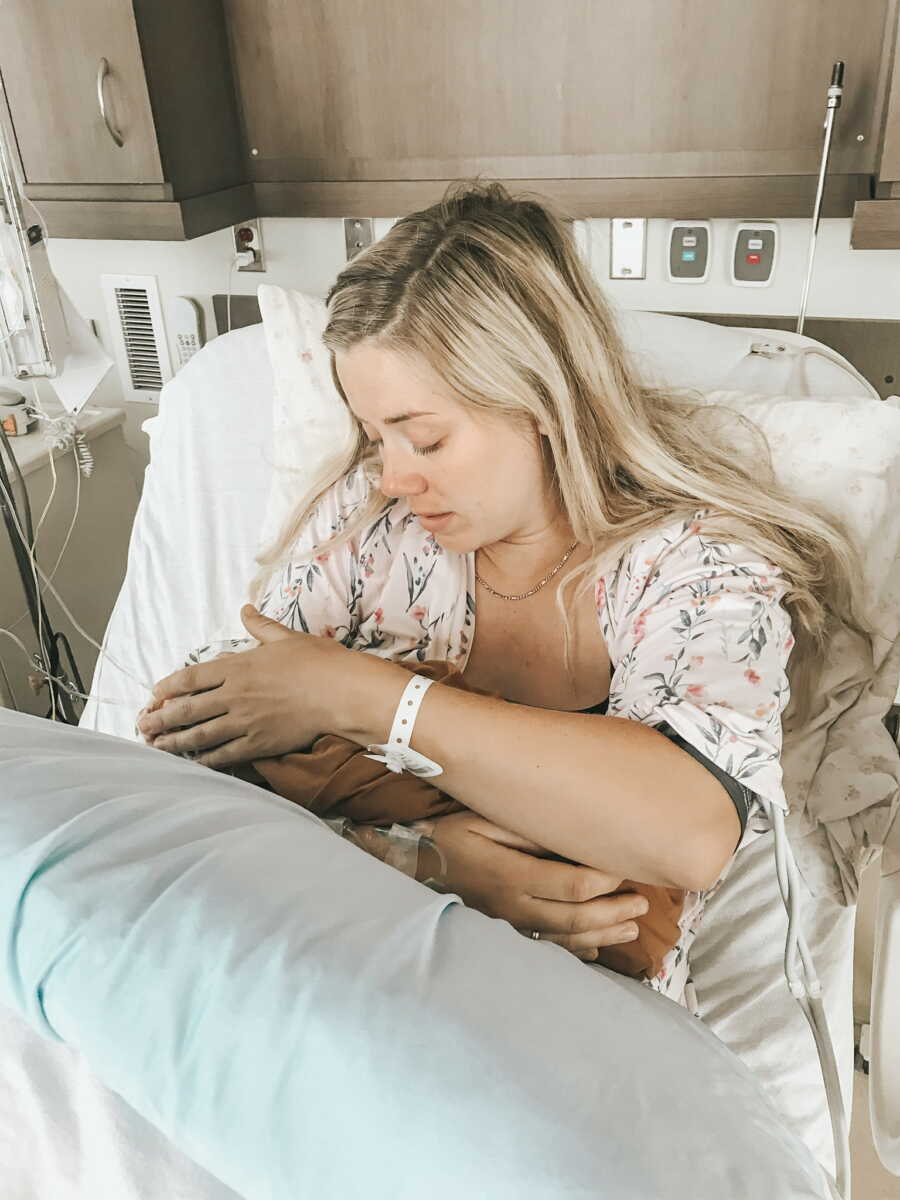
left=474, top=540, right=579, bottom=602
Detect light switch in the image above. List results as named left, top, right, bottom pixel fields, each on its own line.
left=609, top=219, right=647, bottom=279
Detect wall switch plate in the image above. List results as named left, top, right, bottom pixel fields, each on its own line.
left=731, top=222, right=777, bottom=286
left=666, top=221, right=711, bottom=283
left=609, top=219, right=647, bottom=279
left=344, top=218, right=374, bottom=260
left=232, top=219, right=265, bottom=272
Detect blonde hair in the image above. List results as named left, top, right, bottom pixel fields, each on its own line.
left=251, top=178, right=875, bottom=733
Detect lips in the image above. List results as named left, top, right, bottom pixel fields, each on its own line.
left=416, top=511, right=455, bottom=529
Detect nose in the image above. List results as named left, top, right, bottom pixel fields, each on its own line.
left=377, top=447, right=428, bottom=500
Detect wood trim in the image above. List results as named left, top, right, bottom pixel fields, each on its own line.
left=35, top=183, right=254, bottom=240
left=23, top=182, right=174, bottom=202
left=253, top=176, right=872, bottom=220
left=851, top=199, right=900, bottom=247
left=180, top=183, right=255, bottom=239
left=132, top=0, right=247, bottom=199
left=877, top=0, right=900, bottom=180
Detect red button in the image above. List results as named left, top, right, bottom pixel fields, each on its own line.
left=746, top=253, right=761, bottom=264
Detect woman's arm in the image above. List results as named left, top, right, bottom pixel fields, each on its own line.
left=333, top=651, right=738, bottom=892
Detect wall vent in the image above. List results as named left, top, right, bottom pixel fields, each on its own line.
left=100, top=274, right=172, bottom=402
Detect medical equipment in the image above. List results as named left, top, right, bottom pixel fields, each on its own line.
left=0, top=388, right=33, bottom=436
left=797, top=61, right=844, bottom=337
left=169, top=296, right=206, bottom=370
left=731, top=223, right=778, bottom=287
left=666, top=220, right=711, bottom=282
left=0, top=419, right=81, bottom=723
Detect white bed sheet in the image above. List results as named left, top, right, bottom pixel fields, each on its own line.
left=59, top=311, right=866, bottom=1191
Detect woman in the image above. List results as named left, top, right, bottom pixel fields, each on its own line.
left=138, top=180, right=872, bottom=1010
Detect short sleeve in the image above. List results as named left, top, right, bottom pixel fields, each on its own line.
left=600, top=509, right=796, bottom=842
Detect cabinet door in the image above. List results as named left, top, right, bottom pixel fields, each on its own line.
left=877, top=5, right=900, bottom=182
left=0, top=0, right=163, bottom=185
left=227, top=0, right=886, bottom=186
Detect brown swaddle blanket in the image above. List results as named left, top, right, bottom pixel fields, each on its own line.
left=241, top=659, right=685, bottom=982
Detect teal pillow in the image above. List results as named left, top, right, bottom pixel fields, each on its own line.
left=0, top=710, right=830, bottom=1199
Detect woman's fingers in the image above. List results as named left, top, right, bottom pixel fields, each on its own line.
left=151, top=661, right=228, bottom=706
left=153, top=714, right=242, bottom=757
left=516, top=875, right=651, bottom=960
left=517, top=920, right=642, bottom=960
left=193, top=736, right=256, bottom=770
left=139, top=689, right=229, bottom=739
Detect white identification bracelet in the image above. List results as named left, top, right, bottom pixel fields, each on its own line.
left=363, top=674, right=444, bottom=778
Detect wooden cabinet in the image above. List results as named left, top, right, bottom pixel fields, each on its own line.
left=3, top=0, right=900, bottom=241
left=229, top=0, right=893, bottom=221
left=0, top=0, right=252, bottom=238
left=849, top=0, right=900, bottom=246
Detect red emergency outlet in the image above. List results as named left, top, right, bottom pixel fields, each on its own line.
left=746, top=253, right=761, bottom=264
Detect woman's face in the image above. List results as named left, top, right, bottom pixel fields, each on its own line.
left=334, top=342, right=560, bottom=552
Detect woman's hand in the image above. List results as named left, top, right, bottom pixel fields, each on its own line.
left=409, top=812, right=649, bottom=963
left=136, top=606, right=358, bottom=767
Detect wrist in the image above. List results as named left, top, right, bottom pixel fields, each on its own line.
left=332, top=649, right=411, bottom=747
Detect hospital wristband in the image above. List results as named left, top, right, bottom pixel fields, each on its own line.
left=363, top=673, right=444, bottom=778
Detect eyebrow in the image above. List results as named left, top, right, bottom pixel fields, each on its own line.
left=384, top=410, right=436, bottom=425
left=358, top=410, right=437, bottom=428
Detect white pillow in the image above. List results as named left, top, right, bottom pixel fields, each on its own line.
left=256, top=285, right=354, bottom=555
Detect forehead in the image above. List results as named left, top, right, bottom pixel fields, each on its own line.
left=334, top=343, right=458, bottom=424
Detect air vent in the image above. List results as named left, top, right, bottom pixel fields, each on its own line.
left=101, top=274, right=172, bottom=402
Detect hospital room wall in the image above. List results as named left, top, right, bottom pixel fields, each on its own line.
left=38, top=214, right=900, bottom=472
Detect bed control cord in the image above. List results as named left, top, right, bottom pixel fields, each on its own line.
left=767, top=801, right=851, bottom=1199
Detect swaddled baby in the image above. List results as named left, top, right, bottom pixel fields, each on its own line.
left=143, top=646, right=685, bottom=983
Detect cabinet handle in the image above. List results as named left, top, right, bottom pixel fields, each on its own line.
left=96, top=58, right=125, bottom=148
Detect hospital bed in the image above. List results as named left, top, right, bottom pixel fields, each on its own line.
left=0, top=293, right=898, bottom=1199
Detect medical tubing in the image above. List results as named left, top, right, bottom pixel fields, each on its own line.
left=0, top=457, right=65, bottom=718
left=769, top=803, right=851, bottom=1199
left=0, top=420, right=35, bottom=545
left=0, top=468, right=156, bottom=700
left=322, top=817, right=446, bottom=886
left=0, top=420, right=58, bottom=717
left=0, top=654, right=17, bottom=710
left=792, top=345, right=879, bottom=403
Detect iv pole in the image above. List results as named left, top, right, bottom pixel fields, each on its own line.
left=796, top=61, right=844, bottom=337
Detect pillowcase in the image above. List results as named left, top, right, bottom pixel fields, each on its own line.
left=256, top=285, right=354, bottom=556
left=0, top=707, right=833, bottom=1200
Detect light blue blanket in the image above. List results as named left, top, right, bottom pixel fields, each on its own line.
left=0, top=710, right=829, bottom=1199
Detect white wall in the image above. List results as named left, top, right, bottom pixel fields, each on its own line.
left=12, top=214, right=900, bottom=466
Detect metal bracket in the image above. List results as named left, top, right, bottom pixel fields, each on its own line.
left=344, top=218, right=374, bottom=261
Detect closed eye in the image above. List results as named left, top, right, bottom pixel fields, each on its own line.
left=367, top=439, right=443, bottom=457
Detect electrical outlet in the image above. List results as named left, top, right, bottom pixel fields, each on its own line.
left=232, top=219, right=265, bottom=272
